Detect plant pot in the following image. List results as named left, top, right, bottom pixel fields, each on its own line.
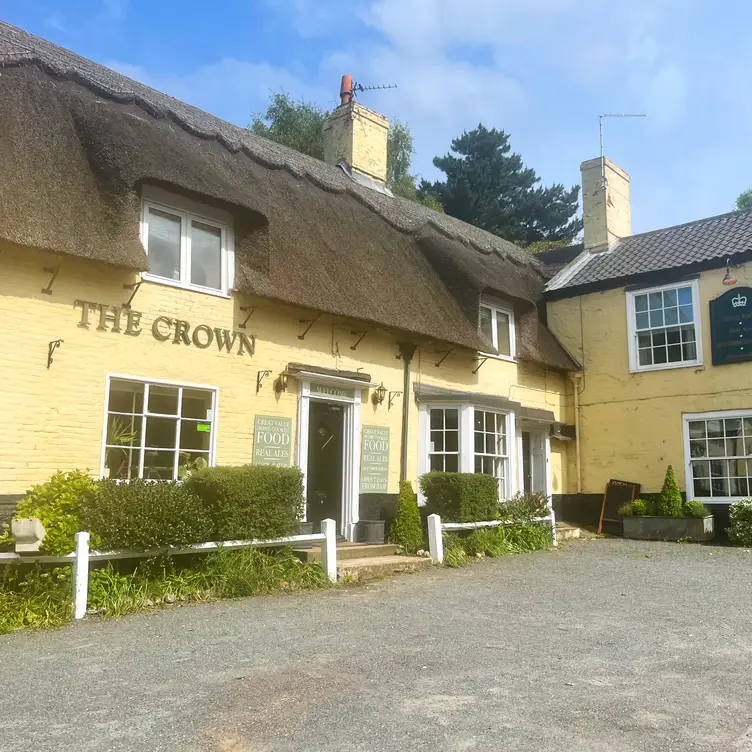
left=622, top=515, right=714, bottom=542
left=356, top=520, right=386, bottom=544
left=11, top=517, right=47, bottom=553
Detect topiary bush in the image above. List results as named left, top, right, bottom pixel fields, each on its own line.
left=683, top=500, right=710, bottom=519
left=2, top=470, right=97, bottom=554
left=390, top=480, right=423, bottom=554
left=728, top=499, right=752, bottom=546
left=79, top=480, right=213, bottom=550
left=656, top=465, right=683, bottom=517
left=499, top=492, right=549, bottom=522
left=420, top=472, right=498, bottom=522
left=619, top=498, right=650, bottom=517
left=185, top=465, right=304, bottom=541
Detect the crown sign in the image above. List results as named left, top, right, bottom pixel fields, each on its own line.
left=732, top=294, right=748, bottom=308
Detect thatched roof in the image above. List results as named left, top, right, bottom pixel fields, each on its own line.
left=0, top=21, right=578, bottom=371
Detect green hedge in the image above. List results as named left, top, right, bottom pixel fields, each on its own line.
left=185, top=465, right=304, bottom=541
left=419, top=471, right=498, bottom=522
left=390, top=480, right=424, bottom=554
left=80, top=480, right=213, bottom=550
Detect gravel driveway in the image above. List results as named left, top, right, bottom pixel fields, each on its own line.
left=2, top=539, right=752, bottom=751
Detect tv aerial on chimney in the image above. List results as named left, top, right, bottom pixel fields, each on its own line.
left=598, top=113, right=647, bottom=186
left=339, top=74, right=397, bottom=105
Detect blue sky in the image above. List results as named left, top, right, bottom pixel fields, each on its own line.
left=5, top=0, right=752, bottom=234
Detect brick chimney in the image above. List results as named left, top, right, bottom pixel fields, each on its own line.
left=580, top=157, right=631, bottom=251
left=323, top=75, right=389, bottom=184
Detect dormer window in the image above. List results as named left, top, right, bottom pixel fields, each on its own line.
left=479, top=301, right=515, bottom=359
left=140, top=186, right=234, bottom=296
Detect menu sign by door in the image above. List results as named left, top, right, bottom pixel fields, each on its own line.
left=253, top=415, right=292, bottom=466
left=360, top=425, right=390, bottom=493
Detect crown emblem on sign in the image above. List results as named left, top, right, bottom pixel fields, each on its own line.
left=732, top=294, right=748, bottom=308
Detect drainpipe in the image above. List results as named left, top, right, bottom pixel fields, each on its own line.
left=398, top=342, right=417, bottom=483
left=570, top=373, right=583, bottom=494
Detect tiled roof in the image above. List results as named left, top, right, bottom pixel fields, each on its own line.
left=546, top=211, right=752, bottom=295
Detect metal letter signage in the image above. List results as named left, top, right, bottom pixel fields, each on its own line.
left=360, top=425, right=390, bottom=493
left=253, top=415, right=293, bottom=466
left=710, top=287, right=752, bottom=365
left=310, top=383, right=355, bottom=400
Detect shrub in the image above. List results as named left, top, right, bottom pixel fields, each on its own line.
left=185, top=465, right=304, bottom=541
left=4, top=470, right=97, bottom=555
left=390, top=481, right=423, bottom=554
left=80, top=480, right=213, bottom=550
left=499, top=492, right=549, bottom=522
left=420, top=472, right=498, bottom=522
left=656, top=465, right=683, bottom=517
left=683, top=500, right=710, bottom=519
left=619, top=498, right=649, bottom=517
left=442, top=533, right=469, bottom=568
left=728, top=499, right=752, bottom=546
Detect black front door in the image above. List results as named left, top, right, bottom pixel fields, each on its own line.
left=306, top=401, right=344, bottom=528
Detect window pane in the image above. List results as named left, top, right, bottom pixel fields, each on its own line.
left=485, top=412, right=495, bottom=431
left=732, top=477, right=750, bottom=497
left=710, top=459, right=727, bottom=477
left=148, top=385, right=179, bottom=415
left=653, top=347, right=667, bottom=364
left=430, top=455, right=444, bottom=472
left=727, top=438, right=745, bottom=456
left=180, top=421, right=212, bottom=451
left=663, top=289, right=678, bottom=306
left=430, top=409, right=444, bottom=430
left=744, top=418, right=752, bottom=436
left=474, top=456, right=483, bottom=474
left=666, top=329, right=681, bottom=345
left=104, top=446, right=139, bottom=481
left=745, top=438, right=752, bottom=457
left=708, top=439, right=726, bottom=457
left=430, top=431, right=444, bottom=452
left=650, top=310, right=664, bottom=328
left=707, top=420, right=723, bottom=438
left=147, top=208, right=182, bottom=281
left=182, top=389, right=213, bottom=419
left=688, top=421, right=706, bottom=439
left=145, top=416, right=178, bottom=449
left=634, top=294, right=648, bottom=312
left=190, top=221, right=222, bottom=290
left=445, top=431, right=459, bottom=453
left=689, top=439, right=707, bottom=457
left=681, top=326, right=695, bottom=343
left=485, top=434, right=495, bottom=454
left=638, top=348, right=652, bottom=366
left=711, top=477, right=728, bottom=496
left=474, top=411, right=484, bottom=431
left=729, top=458, right=748, bottom=477
left=678, top=286, right=692, bottom=305
left=106, top=414, right=141, bottom=448
left=178, top=450, right=210, bottom=475
left=725, top=419, right=742, bottom=437
left=664, top=307, right=678, bottom=326
left=649, top=293, right=662, bottom=310
left=667, top=344, right=682, bottom=362
left=108, top=380, right=144, bottom=414
left=635, top=312, right=650, bottom=330
left=653, top=330, right=666, bottom=346
left=692, top=460, right=710, bottom=478
left=495, top=311, right=511, bottom=356
left=143, top=451, right=176, bottom=480
left=679, top=305, right=693, bottom=323
left=682, top=343, right=697, bottom=361
left=637, top=332, right=651, bottom=349
left=694, top=476, right=711, bottom=497
left=479, top=307, right=493, bottom=343
left=445, top=455, right=459, bottom=472
left=474, top=432, right=484, bottom=453
left=445, top=410, right=458, bottom=430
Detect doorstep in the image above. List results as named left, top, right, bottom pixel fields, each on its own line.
left=556, top=522, right=582, bottom=541
left=294, top=542, right=399, bottom=564
left=337, top=554, right=433, bottom=582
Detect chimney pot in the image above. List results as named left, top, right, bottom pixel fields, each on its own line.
left=340, top=74, right=353, bottom=105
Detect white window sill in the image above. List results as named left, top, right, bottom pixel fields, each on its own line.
left=691, top=498, right=746, bottom=504
left=479, top=351, right=516, bottom=364
left=629, top=359, right=703, bottom=375
left=142, top=273, right=232, bottom=299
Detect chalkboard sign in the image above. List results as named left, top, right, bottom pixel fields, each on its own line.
left=710, top=287, right=752, bottom=366
left=598, top=479, right=641, bottom=535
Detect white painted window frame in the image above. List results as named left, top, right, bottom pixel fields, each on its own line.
left=479, top=300, right=516, bottom=361
left=140, top=189, right=235, bottom=298
left=417, top=402, right=518, bottom=503
left=683, top=408, right=752, bottom=504
left=516, top=427, right=552, bottom=498
left=626, top=278, right=703, bottom=373
left=99, top=373, right=219, bottom=482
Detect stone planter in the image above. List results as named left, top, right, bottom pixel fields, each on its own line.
left=622, top=515, right=714, bottom=542
left=11, top=518, right=47, bottom=552
left=356, top=519, right=386, bottom=544
left=296, top=521, right=315, bottom=549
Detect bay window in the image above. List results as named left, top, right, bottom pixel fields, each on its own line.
left=102, top=377, right=216, bottom=481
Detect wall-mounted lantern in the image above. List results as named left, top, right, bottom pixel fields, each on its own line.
left=722, top=258, right=738, bottom=286
left=274, top=372, right=289, bottom=393
left=371, top=382, right=387, bottom=406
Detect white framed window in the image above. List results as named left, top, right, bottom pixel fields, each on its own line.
left=626, top=279, right=702, bottom=372
left=421, top=404, right=515, bottom=499
left=140, top=188, right=234, bottom=296
left=479, top=301, right=515, bottom=359
left=473, top=409, right=510, bottom=498
left=684, top=409, right=752, bottom=503
left=101, top=375, right=217, bottom=481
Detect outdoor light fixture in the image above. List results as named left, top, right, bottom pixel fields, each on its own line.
left=722, top=259, right=738, bottom=286
left=274, top=372, right=289, bottom=393
left=372, top=382, right=387, bottom=405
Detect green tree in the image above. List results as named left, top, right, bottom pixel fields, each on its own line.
left=736, top=189, right=752, bottom=212
left=657, top=465, right=683, bottom=517
left=418, top=124, right=581, bottom=245
left=249, top=94, right=441, bottom=210
left=390, top=480, right=424, bottom=554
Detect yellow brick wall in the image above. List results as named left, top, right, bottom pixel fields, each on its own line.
left=0, top=241, right=570, bottom=500
left=547, top=262, right=752, bottom=495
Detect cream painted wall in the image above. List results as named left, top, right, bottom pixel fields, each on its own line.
left=0, top=242, right=570, bottom=500
left=547, top=262, right=752, bottom=496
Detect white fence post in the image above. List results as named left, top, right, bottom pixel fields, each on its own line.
left=72, top=532, right=90, bottom=620
left=427, top=513, right=443, bottom=564
left=321, top=518, right=337, bottom=582
left=549, top=506, right=558, bottom=547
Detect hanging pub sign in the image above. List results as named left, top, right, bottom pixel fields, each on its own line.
left=709, top=287, right=752, bottom=366
left=253, top=415, right=293, bottom=466
left=360, top=425, right=390, bottom=493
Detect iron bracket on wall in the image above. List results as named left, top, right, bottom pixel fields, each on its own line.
left=256, top=369, right=272, bottom=394
left=238, top=306, right=257, bottom=329
left=472, top=356, right=489, bottom=374
left=47, top=339, right=63, bottom=369
left=298, top=315, right=321, bottom=340
left=122, top=279, right=143, bottom=309
left=350, top=329, right=370, bottom=351
left=434, top=349, right=453, bottom=367
left=388, top=391, right=402, bottom=410
left=41, top=266, right=60, bottom=295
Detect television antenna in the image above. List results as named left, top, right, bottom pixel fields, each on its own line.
left=599, top=113, right=647, bottom=185
left=352, top=81, right=397, bottom=97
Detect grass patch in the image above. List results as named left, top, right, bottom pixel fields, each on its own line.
left=442, top=523, right=553, bottom=568
left=0, top=547, right=331, bottom=633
